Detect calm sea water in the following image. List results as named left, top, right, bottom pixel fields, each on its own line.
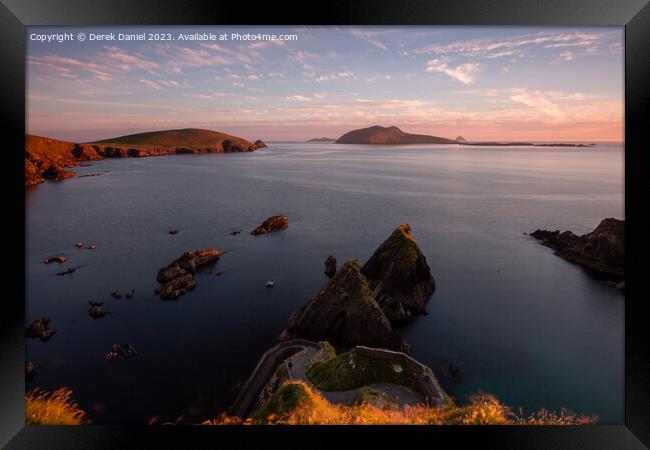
left=26, top=142, right=624, bottom=424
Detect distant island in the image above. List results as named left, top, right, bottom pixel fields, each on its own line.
left=336, top=126, right=455, bottom=145
left=25, top=128, right=267, bottom=186
left=334, top=125, right=595, bottom=148
left=307, top=137, right=336, bottom=143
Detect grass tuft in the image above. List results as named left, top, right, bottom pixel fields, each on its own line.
left=25, top=387, right=88, bottom=425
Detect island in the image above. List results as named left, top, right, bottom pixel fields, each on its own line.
left=25, top=128, right=267, bottom=186
left=307, top=137, right=336, bottom=143
left=335, top=126, right=456, bottom=145
left=334, top=125, right=595, bottom=148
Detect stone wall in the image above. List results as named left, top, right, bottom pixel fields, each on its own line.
left=354, top=346, right=447, bottom=406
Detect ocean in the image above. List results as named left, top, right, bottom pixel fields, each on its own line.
left=26, top=142, right=624, bottom=424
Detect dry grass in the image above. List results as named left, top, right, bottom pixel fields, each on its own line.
left=25, top=388, right=88, bottom=425
left=203, top=381, right=597, bottom=426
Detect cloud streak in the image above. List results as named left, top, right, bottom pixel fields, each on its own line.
left=426, top=59, right=480, bottom=84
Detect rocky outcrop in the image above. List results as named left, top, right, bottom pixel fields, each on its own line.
left=26, top=318, right=56, bottom=341
left=455, top=136, right=467, bottom=144
left=361, top=224, right=436, bottom=321
left=530, top=218, right=624, bottom=283
left=88, top=301, right=110, bottom=318
left=324, top=255, right=337, bottom=277
left=280, top=259, right=407, bottom=352
left=156, top=249, right=222, bottom=300
left=336, top=126, right=455, bottom=145
left=25, top=129, right=268, bottom=186
left=251, top=215, right=288, bottom=235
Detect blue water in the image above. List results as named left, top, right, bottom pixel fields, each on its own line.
left=26, top=142, right=624, bottom=424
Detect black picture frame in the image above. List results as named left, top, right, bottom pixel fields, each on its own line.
left=2, top=0, right=648, bottom=448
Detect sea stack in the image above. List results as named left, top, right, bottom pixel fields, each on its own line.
left=280, top=259, right=407, bottom=352
left=361, top=224, right=436, bottom=321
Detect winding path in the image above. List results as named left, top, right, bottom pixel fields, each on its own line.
left=230, top=339, right=320, bottom=419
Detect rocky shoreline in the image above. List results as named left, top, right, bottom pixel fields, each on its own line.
left=529, top=218, right=624, bottom=290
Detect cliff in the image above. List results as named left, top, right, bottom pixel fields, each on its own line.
left=336, top=126, right=455, bottom=145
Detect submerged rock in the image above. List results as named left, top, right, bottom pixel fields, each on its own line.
left=156, top=249, right=222, bottom=300
left=26, top=318, right=56, bottom=341
left=361, top=224, right=436, bottom=321
left=251, top=215, right=288, bottom=235
left=280, top=259, right=407, bottom=352
left=324, top=255, right=337, bottom=277
left=530, top=218, right=624, bottom=282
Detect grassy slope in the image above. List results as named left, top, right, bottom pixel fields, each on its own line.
left=220, top=380, right=597, bottom=425
left=305, top=348, right=420, bottom=393
left=93, top=128, right=252, bottom=149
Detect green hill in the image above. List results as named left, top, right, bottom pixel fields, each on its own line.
left=93, top=128, right=254, bottom=149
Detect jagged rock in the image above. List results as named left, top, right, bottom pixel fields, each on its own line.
left=26, top=318, right=56, bottom=341
left=361, top=224, right=436, bottom=321
left=254, top=140, right=267, bottom=148
left=156, top=249, right=222, bottom=300
left=159, top=273, right=197, bottom=300
left=251, top=215, right=288, bottom=235
left=280, top=259, right=407, bottom=352
left=88, top=301, right=110, bottom=318
left=530, top=218, right=624, bottom=282
left=41, top=163, right=75, bottom=181
left=324, top=255, right=337, bottom=277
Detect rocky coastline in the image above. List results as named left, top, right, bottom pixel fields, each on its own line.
left=529, top=218, right=624, bottom=290
left=25, top=129, right=267, bottom=187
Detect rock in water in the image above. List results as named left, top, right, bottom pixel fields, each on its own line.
left=156, top=249, right=222, bottom=300
left=250, top=214, right=288, bottom=235
left=26, top=318, right=56, bottom=341
left=280, top=259, right=407, bottom=352
left=26, top=361, right=35, bottom=382
left=530, top=218, right=624, bottom=282
left=324, top=255, right=337, bottom=277
left=361, top=224, right=436, bottom=321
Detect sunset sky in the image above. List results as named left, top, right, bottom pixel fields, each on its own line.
left=27, top=26, right=624, bottom=142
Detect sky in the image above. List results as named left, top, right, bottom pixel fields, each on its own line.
left=27, top=26, right=624, bottom=142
